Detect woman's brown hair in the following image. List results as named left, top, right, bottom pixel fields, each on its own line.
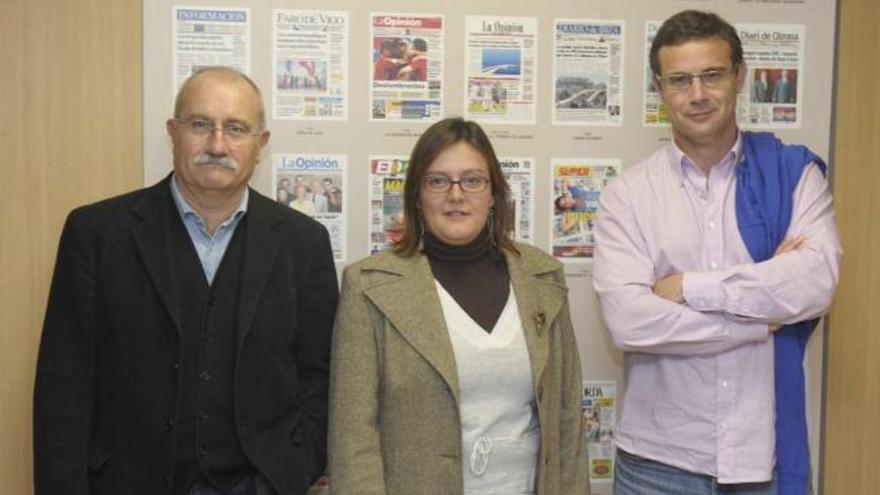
left=393, top=117, right=518, bottom=257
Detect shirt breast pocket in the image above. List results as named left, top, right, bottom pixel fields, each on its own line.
left=643, top=206, right=704, bottom=274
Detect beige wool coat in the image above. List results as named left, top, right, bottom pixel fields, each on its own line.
left=328, top=243, right=589, bottom=495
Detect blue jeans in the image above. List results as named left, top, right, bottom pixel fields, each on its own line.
left=614, top=449, right=777, bottom=495
left=186, top=474, right=277, bottom=495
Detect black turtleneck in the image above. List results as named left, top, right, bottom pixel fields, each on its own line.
left=424, top=229, right=510, bottom=333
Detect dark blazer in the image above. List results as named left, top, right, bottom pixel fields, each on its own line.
left=34, top=176, right=339, bottom=495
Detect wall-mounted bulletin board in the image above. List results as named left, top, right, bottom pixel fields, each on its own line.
left=143, top=0, right=837, bottom=492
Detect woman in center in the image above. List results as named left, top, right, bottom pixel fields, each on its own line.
left=328, top=117, right=588, bottom=495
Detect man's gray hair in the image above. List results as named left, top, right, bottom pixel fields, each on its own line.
left=173, top=66, right=266, bottom=128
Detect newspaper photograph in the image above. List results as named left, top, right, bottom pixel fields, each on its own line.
left=642, top=21, right=669, bottom=127
left=273, top=154, right=347, bottom=262
left=736, top=24, right=805, bottom=129
left=551, top=159, right=620, bottom=262
left=368, top=156, right=410, bottom=255
left=173, top=6, right=250, bottom=91
left=370, top=13, right=444, bottom=122
left=499, top=157, right=535, bottom=244
left=582, top=381, right=617, bottom=483
left=552, top=19, right=624, bottom=126
left=464, top=16, right=538, bottom=125
left=272, top=10, right=348, bottom=121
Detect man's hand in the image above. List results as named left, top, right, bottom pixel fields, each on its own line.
left=766, top=236, right=806, bottom=332
left=653, top=273, right=684, bottom=304
left=774, top=235, right=805, bottom=256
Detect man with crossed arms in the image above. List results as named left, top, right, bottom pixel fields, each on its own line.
left=594, top=10, right=841, bottom=495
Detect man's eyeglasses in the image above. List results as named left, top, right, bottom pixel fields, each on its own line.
left=656, top=67, right=737, bottom=92
left=173, top=117, right=262, bottom=142
left=422, top=173, right=490, bottom=193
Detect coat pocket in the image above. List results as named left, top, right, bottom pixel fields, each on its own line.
left=288, top=410, right=305, bottom=446
left=87, top=447, right=110, bottom=475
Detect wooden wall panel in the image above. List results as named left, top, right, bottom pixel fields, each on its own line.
left=824, top=0, right=880, bottom=492
left=0, top=1, right=142, bottom=492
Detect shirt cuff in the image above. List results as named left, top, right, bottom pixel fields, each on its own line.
left=682, top=270, right=727, bottom=312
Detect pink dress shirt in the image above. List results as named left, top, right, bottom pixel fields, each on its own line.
left=593, top=135, right=841, bottom=483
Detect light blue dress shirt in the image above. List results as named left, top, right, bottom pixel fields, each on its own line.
left=170, top=176, right=248, bottom=285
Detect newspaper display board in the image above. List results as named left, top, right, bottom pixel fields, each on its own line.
left=499, top=157, right=535, bottom=245
left=552, top=19, right=624, bottom=126
left=464, top=16, right=538, bottom=125
left=272, top=10, right=349, bottom=120
left=582, top=381, right=617, bottom=483
left=369, top=13, right=444, bottom=122
left=641, top=20, right=669, bottom=127
left=273, top=154, right=348, bottom=262
left=368, top=156, right=409, bottom=255
left=145, top=4, right=838, bottom=492
left=172, top=6, right=250, bottom=91
left=736, top=23, right=805, bottom=129
left=551, top=159, right=620, bottom=263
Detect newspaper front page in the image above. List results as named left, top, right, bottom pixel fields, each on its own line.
left=736, top=23, right=805, bottom=129
left=582, top=381, right=617, bottom=484
left=551, top=159, right=620, bottom=262
left=553, top=19, right=624, bottom=126
left=173, top=6, right=250, bottom=91
left=272, top=10, right=349, bottom=120
left=464, top=16, right=538, bottom=125
left=641, top=21, right=669, bottom=127
left=499, top=157, right=535, bottom=245
left=368, top=156, right=410, bottom=254
left=273, top=154, right=347, bottom=262
left=369, top=13, right=444, bottom=122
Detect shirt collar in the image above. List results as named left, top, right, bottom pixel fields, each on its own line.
left=667, top=131, right=743, bottom=180
left=169, top=174, right=249, bottom=227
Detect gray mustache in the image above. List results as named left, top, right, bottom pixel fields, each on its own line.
left=193, top=153, right=238, bottom=170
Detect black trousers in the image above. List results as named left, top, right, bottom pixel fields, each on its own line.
left=186, top=474, right=277, bottom=495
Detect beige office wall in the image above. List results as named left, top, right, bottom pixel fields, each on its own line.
left=1, top=0, right=877, bottom=494
left=0, top=0, right=142, bottom=492
left=824, top=0, right=880, bottom=493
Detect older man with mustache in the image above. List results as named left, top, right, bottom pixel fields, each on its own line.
left=34, top=67, right=338, bottom=495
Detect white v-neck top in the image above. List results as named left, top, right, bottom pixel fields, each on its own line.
left=435, top=281, right=539, bottom=495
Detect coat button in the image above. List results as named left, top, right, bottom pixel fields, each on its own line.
left=162, top=473, right=173, bottom=486
left=172, top=361, right=180, bottom=373
left=197, top=410, right=210, bottom=423
left=199, top=370, right=211, bottom=382
left=198, top=445, right=209, bottom=458
left=164, top=419, right=176, bottom=432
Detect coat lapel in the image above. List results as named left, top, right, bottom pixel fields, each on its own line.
left=236, top=191, right=282, bottom=347
left=361, top=254, right=461, bottom=404
left=506, top=248, right=568, bottom=389
left=130, top=177, right=183, bottom=334
left=357, top=246, right=569, bottom=404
